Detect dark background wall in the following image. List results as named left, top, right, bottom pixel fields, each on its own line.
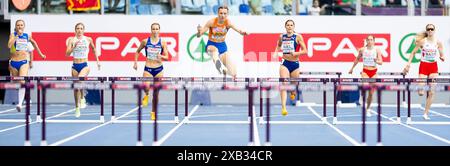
left=0, top=21, right=11, bottom=102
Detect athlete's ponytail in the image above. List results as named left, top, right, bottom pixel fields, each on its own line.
left=416, top=24, right=435, bottom=43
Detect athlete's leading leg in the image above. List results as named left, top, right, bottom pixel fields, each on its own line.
left=423, top=73, right=438, bottom=120
left=150, top=71, right=164, bottom=120
left=361, top=72, right=373, bottom=117
left=142, top=71, right=152, bottom=107
left=73, top=67, right=90, bottom=118
left=280, top=65, right=290, bottom=116
left=290, top=68, right=300, bottom=102
left=207, top=45, right=227, bottom=74
left=16, top=63, right=29, bottom=112
left=221, top=52, right=236, bottom=78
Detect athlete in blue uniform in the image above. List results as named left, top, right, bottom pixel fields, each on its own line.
left=8, top=19, right=46, bottom=112
left=274, top=20, right=307, bottom=116
left=134, top=23, right=169, bottom=120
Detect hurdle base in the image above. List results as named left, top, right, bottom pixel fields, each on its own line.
left=152, top=141, right=159, bottom=146
left=111, top=116, right=116, bottom=122
left=247, top=142, right=255, bottom=146
left=40, top=140, right=47, bottom=146
left=24, top=141, right=31, bottom=146
left=28, top=115, right=32, bottom=123
left=258, top=117, right=264, bottom=125
left=36, top=116, right=42, bottom=123
left=360, top=142, right=367, bottom=146
left=376, top=142, right=383, bottom=146
left=264, top=142, right=272, bottom=146
left=100, top=116, right=105, bottom=123
left=136, top=141, right=143, bottom=146
left=174, top=116, right=179, bottom=124
left=321, top=117, right=327, bottom=124
left=396, top=117, right=401, bottom=124
left=406, top=117, right=412, bottom=125
left=184, top=117, right=189, bottom=124
left=332, top=117, right=338, bottom=125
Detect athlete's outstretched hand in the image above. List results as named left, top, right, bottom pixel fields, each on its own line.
left=240, top=31, right=249, bottom=36
left=196, top=24, right=202, bottom=38
left=97, top=62, right=101, bottom=71
left=440, top=56, right=445, bottom=62
left=402, top=64, right=410, bottom=75
left=133, top=62, right=138, bottom=71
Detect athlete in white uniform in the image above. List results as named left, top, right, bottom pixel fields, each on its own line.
left=349, top=35, right=383, bottom=117
left=65, top=23, right=101, bottom=118
left=403, top=24, right=445, bottom=120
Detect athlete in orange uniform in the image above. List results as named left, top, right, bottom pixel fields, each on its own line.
left=196, top=6, right=248, bottom=78
left=349, top=35, right=383, bottom=117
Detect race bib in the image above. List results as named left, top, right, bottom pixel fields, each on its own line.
left=363, top=56, right=376, bottom=66
left=422, top=49, right=437, bottom=62
left=72, top=40, right=88, bottom=58
left=147, top=47, right=161, bottom=60
left=15, top=38, right=28, bottom=51
left=282, top=40, right=295, bottom=54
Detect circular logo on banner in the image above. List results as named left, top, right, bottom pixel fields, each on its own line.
left=398, top=33, right=422, bottom=63
left=12, top=0, right=32, bottom=11
left=186, top=33, right=211, bottom=62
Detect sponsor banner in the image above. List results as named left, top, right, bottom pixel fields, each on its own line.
left=244, top=33, right=391, bottom=62
left=32, top=32, right=179, bottom=61
left=11, top=15, right=450, bottom=77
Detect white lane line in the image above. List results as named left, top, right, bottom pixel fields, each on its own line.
left=307, top=106, right=361, bottom=146
left=370, top=110, right=450, bottom=145
left=252, top=106, right=261, bottom=146
left=0, top=108, right=75, bottom=133
left=419, top=106, right=450, bottom=119
left=49, top=107, right=140, bottom=146
left=0, top=108, right=17, bottom=114
left=153, top=105, right=200, bottom=146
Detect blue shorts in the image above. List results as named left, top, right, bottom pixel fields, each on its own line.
left=206, top=40, right=227, bottom=55
left=144, top=65, right=164, bottom=77
left=72, top=62, right=88, bottom=73
left=281, top=59, right=299, bottom=73
left=9, top=60, right=28, bottom=71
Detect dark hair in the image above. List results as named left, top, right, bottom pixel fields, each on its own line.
left=14, top=19, right=25, bottom=32
left=218, top=6, right=228, bottom=11
left=75, top=22, right=85, bottom=30
left=365, top=35, right=375, bottom=46
left=285, top=19, right=295, bottom=26
left=151, top=23, right=160, bottom=29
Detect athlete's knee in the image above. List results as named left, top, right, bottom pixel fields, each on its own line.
left=428, top=90, right=435, bottom=96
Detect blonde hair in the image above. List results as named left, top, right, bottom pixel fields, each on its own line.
left=416, top=24, right=435, bottom=42
left=14, top=19, right=25, bottom=32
